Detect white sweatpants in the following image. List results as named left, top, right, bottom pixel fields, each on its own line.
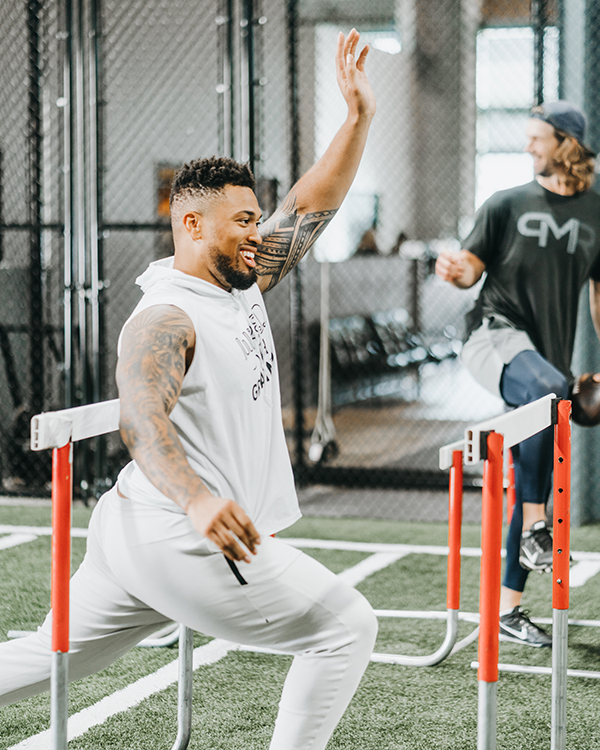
left=0, top=488, right=378, bottom=750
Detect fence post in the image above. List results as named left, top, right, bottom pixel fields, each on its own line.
left=477, top=430, right=504, bottom=750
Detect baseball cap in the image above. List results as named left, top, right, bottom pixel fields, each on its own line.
left=531, top=101, right=587, bottom=144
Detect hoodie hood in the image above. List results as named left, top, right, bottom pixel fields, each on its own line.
left=135, top=256, right=233, bottom=299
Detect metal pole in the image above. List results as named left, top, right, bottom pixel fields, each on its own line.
left=88, top=0, right=101, bottom=405
left=239, top=0, right=255, bottom=169
left=286, top=0, right=306, bottom=480
left=0, top=148, right=4, bottom=262
left=28, top=0, right=45, bottom=415
left=551, top=399, right=571, bottom=750
left=62, top=0, right=75, bottom=408
left=309, top=260, right=337, bottom=461
left=477, top=431, right=504, bottom=750
left=88, top=0, right=109, bottom=495
left=531, top=0, right=548, bottom=105
left=74, top=0, right=87, bottom=405
left=51, top=441, right=73, bottom=750
left=217, top=0, right=234, bottom=158
left=170, top=626, right=194, bottom=750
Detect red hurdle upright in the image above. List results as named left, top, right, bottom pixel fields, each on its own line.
left=447, top=450, right=463, bottom=614
left=551, top=399, right=571, bottom=750
left=50, top=441, right=72, bottom=750
left=473, top=397, right=572, bottom=750
left=477, top=431, right=504, bottom=750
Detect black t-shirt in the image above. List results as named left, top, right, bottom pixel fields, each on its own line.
left=464, top=180, right=600, bottom=378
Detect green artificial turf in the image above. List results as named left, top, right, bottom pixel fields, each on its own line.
left=1, top=508, right=600, bottom=749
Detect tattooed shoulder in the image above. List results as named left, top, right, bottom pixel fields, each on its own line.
left=117, top=305, right=195, bottom=415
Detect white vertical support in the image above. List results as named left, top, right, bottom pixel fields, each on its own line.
left=171, top=625, right=194, bottom=750
left=477, top=681, right=497, bottom=750
left=551, top=609, right=568, bottom=750
left=51, top=651, right=69, bottom=750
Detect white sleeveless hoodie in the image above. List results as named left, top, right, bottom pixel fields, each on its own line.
left=116, top=257, right=300, bottom=536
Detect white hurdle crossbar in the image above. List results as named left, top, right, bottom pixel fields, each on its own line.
left=30, top=399, right=194, bottom=750
left=438, top=393, right=557, bottom=470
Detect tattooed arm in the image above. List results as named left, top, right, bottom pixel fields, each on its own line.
left=255, top=29, right=376, bottom=292
left=116, top=304, right=260, bottom=562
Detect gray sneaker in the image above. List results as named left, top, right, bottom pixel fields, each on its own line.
left=519, top=520, right=553, bottom=572
left=499, top=606, right=552, bottom=648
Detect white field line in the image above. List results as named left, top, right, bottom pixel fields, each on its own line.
left=0, top=533, right=38, bottom=550
left=337, top=551, right=407, bottom=586
left=3, top=526, right=600, bottom=565
left=7, top=639, right=239, bottom=750
left=7, top=549, right=398, bottom=748
left=3, top=526, right=600, bottom=587
left=471, top=660, right=600, bottom=679
left=0, top=524, right=88, bottom=538
left=569, top=560, right=600, bottom=588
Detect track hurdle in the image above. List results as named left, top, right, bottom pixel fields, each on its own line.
left=440, top=394, right=571, bottom=750
left=369, top=447, right=465, bottom=666
left=30, top=400, right=194, bottom=750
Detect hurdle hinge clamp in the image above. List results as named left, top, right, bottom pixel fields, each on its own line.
left=551, top=397, right=562, bottom=426
left=479, top=430, right=492, bottom=462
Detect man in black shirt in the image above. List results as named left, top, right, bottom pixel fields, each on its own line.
left=436, top=101, right=600, bottom=647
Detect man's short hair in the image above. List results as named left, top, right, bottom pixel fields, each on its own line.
left=169, top=156, right=256, bottom=219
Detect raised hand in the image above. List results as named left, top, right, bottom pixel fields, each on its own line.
left=336, top=29, right=376, bottom=120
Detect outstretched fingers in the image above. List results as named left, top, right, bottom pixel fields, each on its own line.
left=356, top=43, right=370, bottom=71
left=344, top=28, right=359, bottom=61
left=335, top=29, right=376, bottom=118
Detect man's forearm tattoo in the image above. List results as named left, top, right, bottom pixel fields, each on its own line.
left=256, top=194, right=337, bottom=291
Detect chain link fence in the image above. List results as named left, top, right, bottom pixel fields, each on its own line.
left=1, top=0, right=599, bottom=523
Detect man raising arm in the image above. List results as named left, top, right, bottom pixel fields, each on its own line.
left=0, top=30, right=379, bottom=750
left=116, top=29, right=376, bottom=561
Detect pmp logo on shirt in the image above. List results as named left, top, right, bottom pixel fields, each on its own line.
left=517, top=212, right=595, bottom=254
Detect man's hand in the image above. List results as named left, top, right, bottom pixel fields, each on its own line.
left=435, top=249, right=468, bottom=283
left=186, top=494, right=261, bottom=563
left=435, top=249, right=486, bottom=289
left=336, top=29, right=376, bottom=121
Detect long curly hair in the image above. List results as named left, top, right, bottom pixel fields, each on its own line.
left=551, top=131, right=596, bottom=193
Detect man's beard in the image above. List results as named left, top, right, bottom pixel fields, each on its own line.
left=536, top=158, right=556, bottom=178
left=212, top=247, right=257, bottom=291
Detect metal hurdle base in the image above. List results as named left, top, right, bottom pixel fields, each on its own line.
left=51, top=652, right=69, bottom=749
left=370, top=609, right=460, bottom=666
left=478, top=682, right=497, bottom=750
left=171, top=625, right=194, bottom=750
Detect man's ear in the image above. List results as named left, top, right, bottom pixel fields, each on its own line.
left=182, top=211, right=203, bottom=240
